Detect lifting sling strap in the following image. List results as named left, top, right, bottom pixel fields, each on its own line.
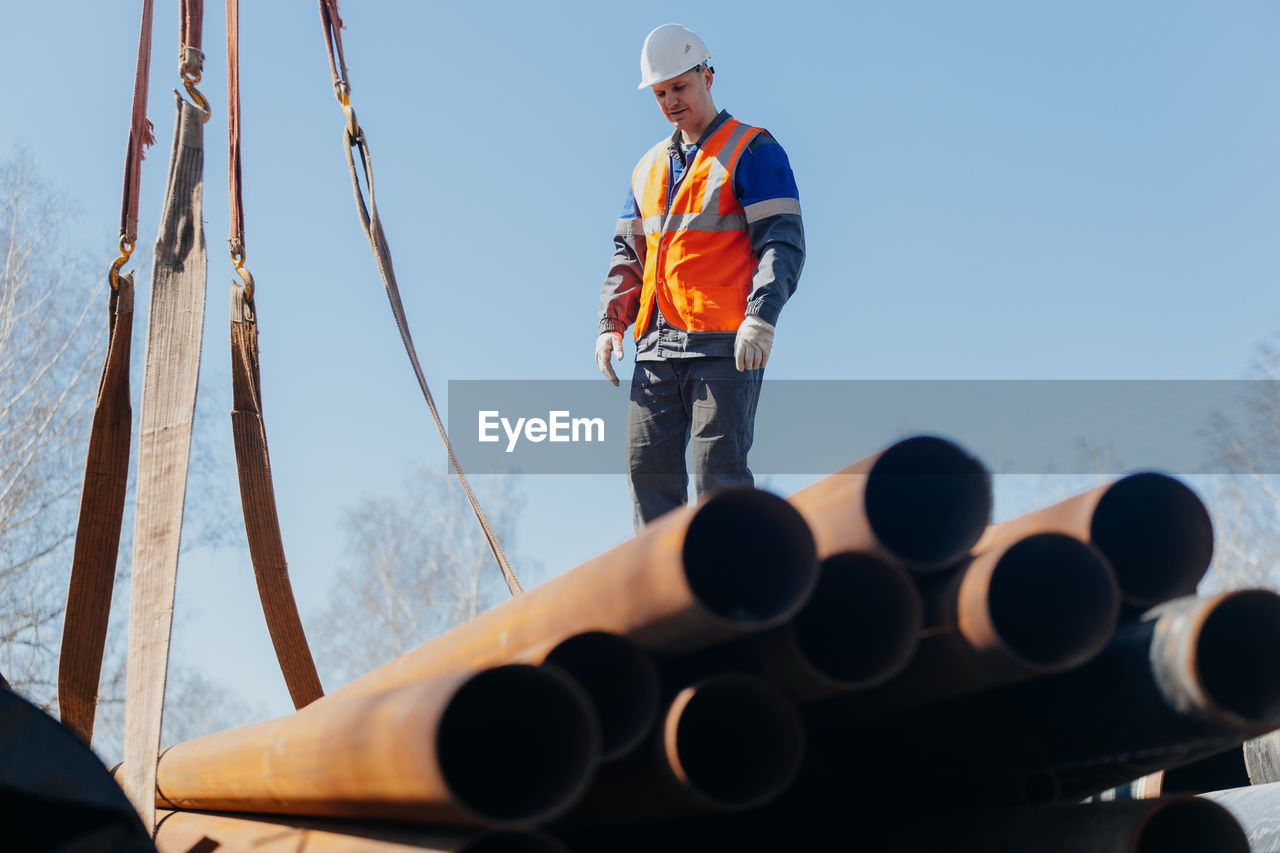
left=58, top=0, right=153, bottom=746
left=120, top=2, right=210, bottom=826
left=225, top=0, right=324, bottom=709
left=58, top=275, right=133, bottom=744
left=65, top=0, right=323, bottom=764
left=317, top=0, right=523, bottom=596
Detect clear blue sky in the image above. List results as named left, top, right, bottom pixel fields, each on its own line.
left=3, top=2, right=1277, bottom=721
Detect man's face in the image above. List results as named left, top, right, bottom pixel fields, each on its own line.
left=651, top=67, right=714, bottom=134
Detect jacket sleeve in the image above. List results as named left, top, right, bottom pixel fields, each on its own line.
left=598, top=188, right=647, bottom=335
left=735, top=133, right=805, bottom=327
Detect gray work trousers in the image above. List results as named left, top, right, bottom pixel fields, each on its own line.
left=626, top=357, right=764, bottom=530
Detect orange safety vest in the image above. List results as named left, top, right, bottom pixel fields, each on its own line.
left=631, top=117, right=762, bottom=339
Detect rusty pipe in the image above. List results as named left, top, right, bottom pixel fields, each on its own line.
left=973, top=472, right=1213, bottom=608
left=660, top=675, right=804, bottom=810
left=154, top=811, right=569, bottom=853
left=1049, top=590, right=1280, bottom=800
left=1098, top=746, right=1249, bottom=800
left=787, top=435, right=992, bottom=571
left=1055, top=740, right=1262, bottom=806
left=785, top=552, right=921, bottom=695
left=540, top=631, right=660, bottom=760
left=665, top=551, right=923, bottom=702
left=150, top=665, right=599, bottom=828
left=925, top=532, right=1119, bottom=674
left=813, top=532, right=1118, bottom=719
left=1140, top=590, right=1280, bottom=733
left=1095, top=771, right=1170, bottom=802
left=324, top=488, right=817, bottom=708
left=563, top=674, right=805, bottom=823
left=829, top=590, right=1280, bottom=807
left=871, top=797, right=1248, bottom=853
left=562, top=796, right=1246, bottom=853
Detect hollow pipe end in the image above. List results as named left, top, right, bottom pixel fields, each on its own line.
left=437, top=665, right=601, bottom=828
left=543, top=632, right=661, bottom=761
left=1136, top=796, right=1249, bottom=853
left=792, top=552, right=924, bottom=689
left=1093, top=472, right=1214, bottom=607
left=1188, top=590, right=1280, bottom=732
left=965, top=532, right=1120, bottom=673
left=663, top=674, right=805, bottom=810
left=684, top=488, right=819, bottom=630
left=865, top=435, right=993, bottom=570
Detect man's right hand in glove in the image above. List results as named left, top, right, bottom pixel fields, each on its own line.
left=595, top=331, right=624, bottom=386
left=734, top=315, right=775, bottom=372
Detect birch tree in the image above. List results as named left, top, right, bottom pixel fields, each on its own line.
left=318, top=467, right=523, bottom=687
left=0, top=154, right=244, bottom=758
left=1198, top=346, right=1280, bottom=593
left=0, top=154, right=100, bottom=703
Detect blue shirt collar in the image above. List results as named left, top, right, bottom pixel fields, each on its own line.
left=667, top=109, right=733, bottom=165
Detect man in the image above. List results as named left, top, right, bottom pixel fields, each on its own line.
left=596, top=23, right=805, bottom=529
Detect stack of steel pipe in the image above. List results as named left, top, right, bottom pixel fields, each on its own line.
left=558, top=796, right=1252, bottom=852
left=122, top=482, right=831, bottom=847
left=803, top=589, right=1280, bottom=803
left=763, top=463, right=1280, bottom=851
left=1093, top=745, right=1252, bottom=801
left=104, top=435, right=1280, bottom=852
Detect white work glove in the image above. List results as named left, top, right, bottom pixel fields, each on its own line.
left=734, top=315, right=775, bottom=372
left=595, top=331, right=624, bottom=386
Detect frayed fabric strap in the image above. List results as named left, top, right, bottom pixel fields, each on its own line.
left=120, top=0, right=156, bottom=242
left=60, top=0, right=154, bottom=747
left=120, top=95, right=208, bottom=833
left=58, top=275, right=134, bottom=745
left=180, top=0, right=203, bottom=59
left=225, top=0, right=243, bottom=245
left=228, top=286, right=325, bottom=708
left=225, top=0, right=324, bottom=711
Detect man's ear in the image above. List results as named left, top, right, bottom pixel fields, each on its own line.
left=703, top=66, right=714, bottom=91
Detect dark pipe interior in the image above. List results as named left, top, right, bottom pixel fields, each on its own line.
left=1197, top=591, right=1280, bottom=725
left=439, top=666, right=597, bottom=826
left=1161, top=747, right=1250, bottom=794
left=1020, top=771, right=1060, bottom=806
left=987, top=533, right=1118, bottom=668
left=865, top=436, right=992, bottom=567
left=1092, top=472, right=1214, bottom=606
left=791, top=552, right=922, bottom=685
left=1137, top=798, right=1249, bottom=853
left=684, top=488, right=818, bottom=626
left=673, top=677, right=804, bottom=807
left=464, top=833, right=569, bottom=853
left=544, top=632, right=661, bottom=760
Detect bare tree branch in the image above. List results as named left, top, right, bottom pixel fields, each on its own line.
left=317, top=466, right=524, bottom=688
left=0, top=154, right=100, bottom=705
left=0, top=153, right=243, bottom=760
left=1197, top=347, right=1280, bottom=593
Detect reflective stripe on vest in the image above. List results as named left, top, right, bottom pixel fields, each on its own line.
left=631, top=118, right=761, bottom=339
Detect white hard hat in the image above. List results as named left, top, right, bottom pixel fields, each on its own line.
left=637, top=24, right=712, bottom=90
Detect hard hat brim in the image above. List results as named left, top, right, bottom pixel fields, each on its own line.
left=637, top=57, right=712, bottom=90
